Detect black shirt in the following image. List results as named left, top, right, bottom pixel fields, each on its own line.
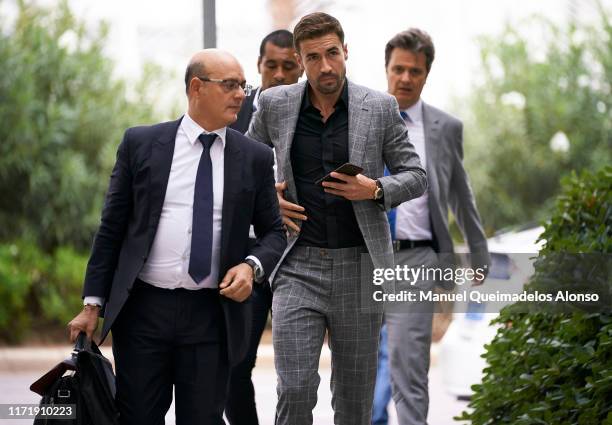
left=291, top=81, right=365, bottom=248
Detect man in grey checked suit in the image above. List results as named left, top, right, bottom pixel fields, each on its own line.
left=246, top=12, right=427, bottom=425
left=371, top=29, right=490, bottom=425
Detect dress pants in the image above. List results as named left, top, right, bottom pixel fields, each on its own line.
left=384, top=247, right=438, bottom=425
left=111, top=280, right=228, bottom=425
left=272, top=246, right=382, bottom=425
left=225, top=282, right=272, bottom=425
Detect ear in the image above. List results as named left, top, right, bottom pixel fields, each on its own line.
left=343, top=43, right=348, bottom=61
left=295, top=51, right=303, bottom=68
left=257, top=56, right=262, bottom=75
left=190, top=77, right=204, bottom=96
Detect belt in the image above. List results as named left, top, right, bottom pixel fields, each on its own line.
left=392, top=239, right=433, bottom=252
left=132, top=278, right=218, bottom=294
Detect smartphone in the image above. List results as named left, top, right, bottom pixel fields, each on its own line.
left=315, top=163, right=364, bottom=186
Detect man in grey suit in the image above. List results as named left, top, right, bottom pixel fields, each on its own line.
left=247, top=12, right=427, bottom=425
left=371, top=29, right=490, bottom=425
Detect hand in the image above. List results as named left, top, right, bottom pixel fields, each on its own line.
left=275, top=181, right=307, bottom=234
left=322, top=172, right=377, bottom=201
left=219, top=263, right=254, bottom=302
left=68, top=305, right=100, bottom=342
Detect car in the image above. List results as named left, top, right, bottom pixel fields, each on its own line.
left=437, top=226, right=545, bottom=397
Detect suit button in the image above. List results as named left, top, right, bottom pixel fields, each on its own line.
left=142, top=255, right=147, bottom=261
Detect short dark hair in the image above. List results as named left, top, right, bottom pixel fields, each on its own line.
left=385, top=28, right=435, bottom=73
left=293, top=12, right=344, bottom=53
left=259, top=29, right=294, bottom=57
left=184, top=60, right=206, bottom=95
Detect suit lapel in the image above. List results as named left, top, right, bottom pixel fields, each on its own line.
left=220, top=130, right=244, bottom=268
left=147, top=118, right=182, bottom=247
left=278, top=83, right=304, bottom=203
left=422, top=102, right=442, bottom=212
left=347, top=81, right=371, bottom=167
left=238, top=90, right=256, bottom=132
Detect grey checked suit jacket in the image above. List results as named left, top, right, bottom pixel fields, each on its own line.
left=247, top=80, right=427, bottom=280
left=421, top=102, right=490, bottom=270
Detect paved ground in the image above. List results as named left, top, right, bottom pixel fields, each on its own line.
left=0, top=343, right=469, bottom=424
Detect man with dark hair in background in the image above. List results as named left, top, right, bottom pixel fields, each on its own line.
left=230, top=30, right=303, bottom=134
left=226, top=29, right=301, bottom=425
left=371, top=28, right=490, bottom=425
left=248, top=13, right=427, bottom=425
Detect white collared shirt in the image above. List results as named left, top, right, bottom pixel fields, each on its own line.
left=85, top=113, right=261, bottom=306
left=137, top=113, right=226, bottom=290
left=395, top=100, right=432, bottom=241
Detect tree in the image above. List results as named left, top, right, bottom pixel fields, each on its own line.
left=0, top=1, right=171, bottom=341
left=461, top=2, right=612, bottom=233
left=0, top=0, right=163, bottom=251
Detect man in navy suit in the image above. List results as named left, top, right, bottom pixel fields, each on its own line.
left=68, top=49, right=286, bottom=425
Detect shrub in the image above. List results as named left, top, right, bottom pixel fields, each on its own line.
left=0, top=241, right=48, bottom=342
left=0, top=240, right=88, bottom=342
left=457, top=167, right=612, bottom=424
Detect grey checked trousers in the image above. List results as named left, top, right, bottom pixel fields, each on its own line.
left=271, top=246, right=383, bottom=425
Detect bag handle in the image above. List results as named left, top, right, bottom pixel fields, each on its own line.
left=29, top=334, right=88, bottom=396
left=71, top=331, right=93, bottom=361
left=74, top=331, right=91, bottom=351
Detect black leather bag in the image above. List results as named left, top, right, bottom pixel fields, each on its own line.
left=30, top=333, right=120, bottom=425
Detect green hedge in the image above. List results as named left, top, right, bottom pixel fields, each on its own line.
left=0, top=241, right=87, bottom=343
left=457, top=167, right=612, bottom=424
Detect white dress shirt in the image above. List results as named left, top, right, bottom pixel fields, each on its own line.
left=394, top=100, right=433, bottom=241
left=85, top=113, right=261, bottom=306
left=137, top=113, right=225, bottom=290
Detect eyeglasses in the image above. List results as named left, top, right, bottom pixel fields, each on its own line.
left=197, top=76, right=252, bottom=96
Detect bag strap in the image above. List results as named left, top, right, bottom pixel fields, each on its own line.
left=72, top=331, right=92, bottom=359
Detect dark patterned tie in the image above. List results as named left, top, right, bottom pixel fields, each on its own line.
left=188, top=133, right=217, bottom=284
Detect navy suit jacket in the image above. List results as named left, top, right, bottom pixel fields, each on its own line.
left=229, top=88, right=257, bottom=134
left=82, top=117, right=286, bottom=365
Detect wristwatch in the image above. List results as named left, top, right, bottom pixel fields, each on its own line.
left=244, top=258, right=263, bottom=283
left=373, top=180, right=384, bottom=202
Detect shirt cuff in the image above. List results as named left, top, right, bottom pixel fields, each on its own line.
left=245, top=255, right=265, bottom=283
left=83, top=296, right=105, bottom=307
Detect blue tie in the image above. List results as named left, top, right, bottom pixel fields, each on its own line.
left=386, top=112, right=409, bottom=240
left=189, top=133, right=217, bottom=284
left=384, top=166, right=397, bottom=240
